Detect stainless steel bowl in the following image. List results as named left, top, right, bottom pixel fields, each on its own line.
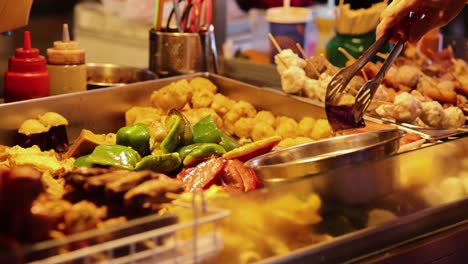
left=86, top=63, right=157, bottom=89
left=245, top=129, right=402, bottom=185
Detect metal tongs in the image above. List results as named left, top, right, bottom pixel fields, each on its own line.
left=325, top=11, right=426, bottom=126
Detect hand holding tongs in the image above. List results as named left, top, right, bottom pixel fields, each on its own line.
left=325, top=10, right=427, bottom=125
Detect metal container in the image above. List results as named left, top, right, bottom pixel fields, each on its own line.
left=246, top=129, right=402, bottom=186
left=86, top=63, right=157, bottom=89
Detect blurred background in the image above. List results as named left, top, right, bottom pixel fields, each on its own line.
left=0, top=0, right=466, bottom=96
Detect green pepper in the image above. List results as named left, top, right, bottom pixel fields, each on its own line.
left=116, top=123, right=151, bottom=157
left=86, top=145, right=141, bottom=170
left=182, top=143, right=226, bottom=167
left=178, top=143, right=205, bottom=161
left=74, top=154, right=94, bottom=168
left=135, top=152, right=181, bottom=173
left=192, top=115, right=238, bottom=151
left=160, top=114, right=183, bottom=153
left=169, top=109, right=193, bottom=145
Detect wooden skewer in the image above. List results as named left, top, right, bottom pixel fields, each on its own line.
left=268, top=33, right=282, bottom=53
left=376, top=52, right=389, bottom=60
left=295, top=43, right=307, bottom=58
left=338, top=47, right=369, bottom=81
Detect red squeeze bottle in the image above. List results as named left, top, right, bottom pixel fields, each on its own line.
left=4, top=31, right=49, bottom=103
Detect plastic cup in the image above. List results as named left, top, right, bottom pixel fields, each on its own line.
left=266, top=7, right=316, bottom=62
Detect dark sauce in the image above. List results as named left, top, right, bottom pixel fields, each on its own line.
left=325, top=104, right=365, bottom=132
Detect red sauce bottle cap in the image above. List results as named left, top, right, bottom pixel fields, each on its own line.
left=9, top=31, right=47, bottom=72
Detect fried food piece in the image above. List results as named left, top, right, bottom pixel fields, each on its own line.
left=63, top=201, right=107, bottom=234
left=275, top=116, right=299, bottom=138
left=150, top=79, right=192, bottom=111
left=189, top=77, right=217, bottom=94
left=125, top=106, right=163, bottom=126
left=304, top=55, right=328, bottom=79
left=297, top=117, right=316, bottom=137
left=281, top=66, right=306, bottom=94
left=63, top=129, right=116, bottom=159
left=223, top=101, right=257, bottom=135
left=7, top=146, right=74, bottom=174
left=376, top=92, right=422, bottom=123
left=439, top=106, right=465, bottom=129
left=274, top=49, right=306, bottom=75
left=251, top=122, right=276, bottom=142
left=395, top=65, right=421, bottom=88
left=124, top=175, right=184, bottom=215
left=310, top=119, right=333, bottom=140
left=420, top=101, right=444, bottom=127
left=211, top=93, right=235, bottom=116
left=277, top=137, right=314, bottom=148
left=191, top=88, right=215, bottom=109
left=234, top=117, right=255, bottom=139
left=254, top=111, right=276, bottom=128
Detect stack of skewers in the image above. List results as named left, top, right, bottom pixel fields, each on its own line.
left=334, top=0, right=388, bottom=35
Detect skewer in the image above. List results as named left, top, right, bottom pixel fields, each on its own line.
left=338, top=47, right=369, bottom=81
left=295, top=43, right=307, bottom=58
left=268, top=33, right=282, bottom=53
left=376, top=52, right=389, bottom=60
left=296, top=42, right=322, bottom=78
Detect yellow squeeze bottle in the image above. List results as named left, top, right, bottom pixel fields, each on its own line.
left=47, top=23, right=86, bottom=95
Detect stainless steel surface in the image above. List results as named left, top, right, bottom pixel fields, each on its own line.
left=245, top=129, right=401, bottom=187
left=353, top=39, right=405, bottom=123
left=217, top=136, right=468, bottom=264
left=0, top=72, right=327, bottom=146
left=86, top=63, right=157, bottom=89
left=364, top=115, right=468, bottom=141
left=149, top=31, right=205, bottom=77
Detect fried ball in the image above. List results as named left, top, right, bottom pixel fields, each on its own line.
left=190, top=77, right=217, bottom=94
left=234, top=117, right=255, bottom=139
left=277, top=137, right=314, bottom=148
left=223, top=101, right=257, bottom=135
left=191, top=88, right=215, bottom=109
left=254, top=111, right=276, bottom=128
left=310, top=119, right=333, bottom=140
left=232, top=100, right=257, bottom=118
left=251, top=122, right=276, bottom=141
left=297, top=117, right=316, bottom=137
left=211, top=93, right=235, bottom=116
left=150, top=79, right=192, bottom=111
left=125, top=106, right=163, bottom=126
left=275, top=116, right=299, bottom=138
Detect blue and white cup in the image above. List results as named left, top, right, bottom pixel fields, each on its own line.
left=266, top=7, right=317, bottom=62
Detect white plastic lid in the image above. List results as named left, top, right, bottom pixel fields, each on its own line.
left=266, top=7, right=312, bottom=24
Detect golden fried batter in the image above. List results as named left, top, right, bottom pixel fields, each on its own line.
left=254, top=110, right=276, bottom=128
left=234, top=117, right=255, bottom=139
left=211, top=93, right=235, bottom=116
left=150, top=79, right=192, bottom=111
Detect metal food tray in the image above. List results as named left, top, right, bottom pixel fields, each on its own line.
left=246, top=129, right=402, bottom=185
left=290, top=95, right=468, bottom=141
left=217, top=136, right=468, bottom=263
left=0, top=73, right=327, bottom=145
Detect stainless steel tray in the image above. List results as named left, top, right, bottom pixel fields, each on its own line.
left=216, top=136, right=468, bottom=264
left=246, top=129, right=402, bottom=185
left=290, top=95, right=468, bottom=141
left=0, top=73, right=327, bottom=146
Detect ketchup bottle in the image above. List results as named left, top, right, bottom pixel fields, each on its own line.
left=4, top=31, right=49, bottom=103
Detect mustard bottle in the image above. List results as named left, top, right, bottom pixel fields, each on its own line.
left=47, top=24, right=86, bottom=95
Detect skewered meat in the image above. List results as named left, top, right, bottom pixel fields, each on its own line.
left=274, top=49, right=306, bottom=76
left=304, top=55, right=329, bottom=79
left=280, top=66, right=307, bottom=94
left=420, top=101, right=445, bottom=127
left=106, top=170, right=163, bottom=196
left=395, top=65, right=421, bottom=88
left=63, top=201, right=107, bottom=234
left=124, top=176, right=184, bottom=216
left=439, top=106, right=465, bottom=129
left=376, top=92, right=422, bottom=123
